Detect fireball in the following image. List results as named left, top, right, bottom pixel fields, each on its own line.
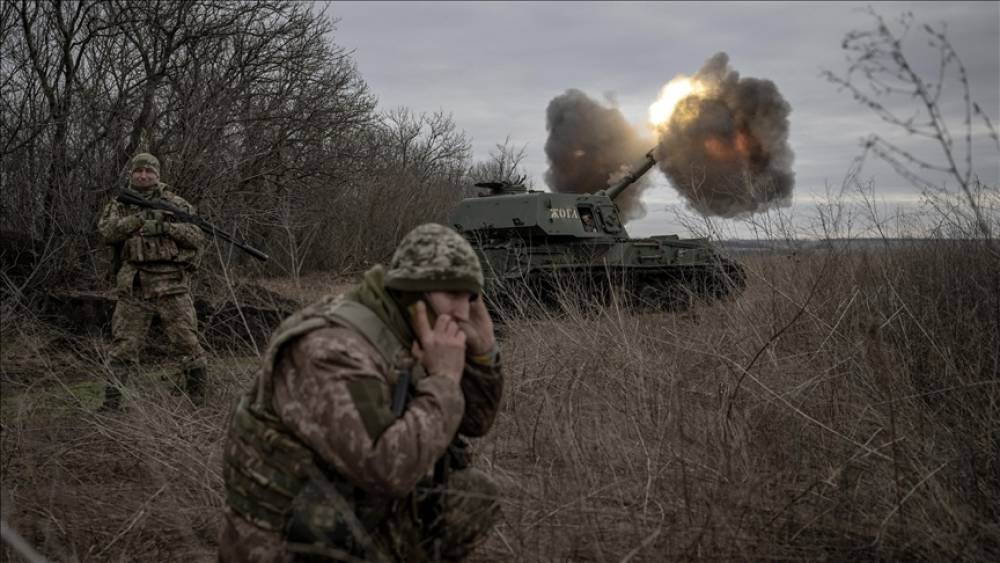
left=648, top=76, right=708, bottom=128
left=704, top=131, right=753, bottom=162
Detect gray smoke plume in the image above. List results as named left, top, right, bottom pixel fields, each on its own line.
left=544, top=89, right=651, bottom=221
left=655, top=52, right=794, bottom=217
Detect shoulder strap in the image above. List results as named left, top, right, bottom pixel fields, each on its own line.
left=326, top=299, right=405, bottom=366
left=158, top=187, right=195, bottom=213
left=253, top=296, right=407, bottom=410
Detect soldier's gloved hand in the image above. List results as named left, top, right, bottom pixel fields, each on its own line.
left=121, top=215, right=144, bottom=233
left=410, top=300, right=466, bottom=383
left=140, top=218, right=166, bottom=236
left=460, top=294, right=496, bottom=360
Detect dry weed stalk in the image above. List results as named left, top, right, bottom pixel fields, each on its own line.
left=3, top=196, right=998, bottom=561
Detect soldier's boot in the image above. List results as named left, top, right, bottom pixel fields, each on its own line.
left=98, top=384, right=123, bottom=412
left=184, top=366, right=206, bottom=406
left=99, top=362, right=129, bottom=412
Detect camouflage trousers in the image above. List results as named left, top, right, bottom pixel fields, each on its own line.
left=218, top=468, right=501, bottom=562
left=109, top=291, right=207, bottom=373
left=391, top=467, right=501, bottom=562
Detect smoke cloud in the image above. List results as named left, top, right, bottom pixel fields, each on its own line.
left=544, top=89, right=651, bottom=221
left=655, top=52, right=794, bottom=217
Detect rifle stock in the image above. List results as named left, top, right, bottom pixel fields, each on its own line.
left=117, top=188, right=269, bottom=262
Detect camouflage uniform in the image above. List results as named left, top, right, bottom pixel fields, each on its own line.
left=97, top=153, right=207, bottom=407
left=220, top=224, right=503, bottom=562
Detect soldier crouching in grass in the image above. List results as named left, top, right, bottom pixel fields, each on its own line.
left=97, top=153, right=208, bottom=410
left=219, top=223, right=504, bottom=562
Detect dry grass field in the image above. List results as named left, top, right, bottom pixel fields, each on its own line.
left=2, top=4, right=995, bottom=560
left=1, top=237, right=998, bottom=562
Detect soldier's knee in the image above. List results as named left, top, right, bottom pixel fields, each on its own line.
left=166, top=321, right=205, bottom=356
left=176, top=331, right=205, bottom=353
left=110, top=338, right=143, bottom=362
left=437, top=468, right=501, bottom=557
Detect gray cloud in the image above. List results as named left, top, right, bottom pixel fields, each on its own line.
left=328, top=1, right=998, bottom=236
left=543, top=89, right=652, bottom=221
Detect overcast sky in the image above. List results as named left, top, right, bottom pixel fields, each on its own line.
left=327, top=1, right=999, bottom=238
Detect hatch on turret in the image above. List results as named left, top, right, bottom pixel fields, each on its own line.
left=473, top=180, right=529, bottom=196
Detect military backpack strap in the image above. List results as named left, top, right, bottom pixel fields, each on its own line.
left=252, top=295, right=341, bottom=410
left=329, top=300, right=417, bottom=439
left=326, top=299, right=405, bottom=366
left=226, top=296, right=407, bottom=552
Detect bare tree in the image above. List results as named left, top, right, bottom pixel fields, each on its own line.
left=300, top=107, right=473, bottom=273
left=375, top=107, right=471, bottom=184
left=1, top=0, right=492, bottom=289
left=1, top=1, right=382, bottom=286
left=467, top=135, right=533, bottom=190
left=822, top=8, right=999, bottom=239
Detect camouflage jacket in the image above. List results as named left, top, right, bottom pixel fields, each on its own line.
left=220, top=271, right=503, bottom=562
left=97, top=182, right=204, bottom=297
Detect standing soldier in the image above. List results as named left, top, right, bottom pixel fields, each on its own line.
left=97, top=152, right=208, bottom=409
left=219, top=223, right=504, bottom=562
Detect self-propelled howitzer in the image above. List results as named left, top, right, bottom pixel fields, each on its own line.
left=448, top=150, right=746, bottom=311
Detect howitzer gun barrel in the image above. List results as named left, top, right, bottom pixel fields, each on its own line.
left=604, top=149, right=657, bottom=201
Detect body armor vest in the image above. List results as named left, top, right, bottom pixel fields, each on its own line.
left=123, top=227, right=182, bottom=264
left=223, top=296, right=413, bottom=541
left=121, top=185, right=199, bottom=267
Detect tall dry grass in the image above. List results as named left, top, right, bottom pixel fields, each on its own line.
left=476, top=236, right=998, bottom=561
left=2, top=208, right=998, bottom=561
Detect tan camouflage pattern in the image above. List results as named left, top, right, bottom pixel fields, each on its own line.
left=98, top=182, right=206, bottom=369
left=219, top=294, right=503, bottom=561
left=219, top=467, right=499, bottom=563
left=219, top=508, right=293, bottom=563
left=384, top=223, right=484, bottom=294
left=98, top=182, right=203, bottom=293
left=423, top=467, right=502, bottom=560
left=110, top=292, right=206, bottom=370
left=274, top=326, right=466, bottom=494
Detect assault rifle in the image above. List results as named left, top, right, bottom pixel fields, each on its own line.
left=118, top=188, right=269, bottom=262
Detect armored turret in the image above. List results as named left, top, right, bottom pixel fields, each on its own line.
left=449, top=150, right=745, bottom=311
